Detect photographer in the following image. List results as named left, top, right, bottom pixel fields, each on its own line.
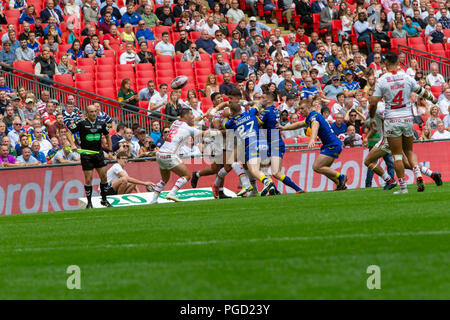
left=138, top=136, right=156, bottom=158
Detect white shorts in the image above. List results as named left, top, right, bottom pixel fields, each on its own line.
left=384, top=117, right=414, bottom=138
left=374, top=137, right=391, bottom=154
left=156, top=152, right=181, bottom=170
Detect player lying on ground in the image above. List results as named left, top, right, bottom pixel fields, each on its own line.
left=224, top=102, right=277, bottom=196
left=364, top=103, right=442, bottom=189
left=151, top=108, right=217, bottom=203
left=68, top=104, right=113, bottom=209
left=278, top=100, right=348, bottom=191
left=369, top=51, right=437, bottom=194
left=106, top=151, right=156, bottom=195
left=259, top=92, right=304, bottom=194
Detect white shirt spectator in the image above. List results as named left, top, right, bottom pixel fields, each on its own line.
left=107, top=163, right=127, bottom=184
left=214, top=38, right=232, bottom=53
left=154, top=41, right=175, bottom=56
left=179, top=144, right=202, bottom=157
left=37, top=138, right=52, bottom=155
left=312, top=61, right=326, bottom=77
left=119, top=51, right=140, bottom=65
left=279, top=102, right=296, bottom=114
left=438, top=97, right=450, bottom=115
left=426, top=73, right=445, bottom=86
left=443, top=114, right=450, bottom=128
left=258, top=72, right=281, bottom=86
left=331, top=103, right=345, bottom=117
left=149, top=92, right=168, bottom=113
left=201, top=23, right=219, bottom=37
left=270, top=49, right=289, bottom=60
left=7, top=130, right=22, bottom=148
left=431, top=129, right=450, bottom=139
left=226, top=8, right=245, bottom=23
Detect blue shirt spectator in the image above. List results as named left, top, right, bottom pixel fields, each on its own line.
left=136, top=28, right=155, bottom=41
left=195, top=37, right=217, bottom=55
left=44, top=25, right=62, bottom=36
left=245, top=18, right=271, bottom=36
left=300, top=86, right=319, bottom=99
left=99, top=15, right=120, bottom=26
left=286, top=42, right=299, bottom=57
left=121, top=12, right=142, bottom=26
left=27, top=40, right=40, bottom=53
left=331, top=121, right=347, bottom=136
left=0, top=43, right=16, bottom=67
left=19, top=11, right=35, bottom=24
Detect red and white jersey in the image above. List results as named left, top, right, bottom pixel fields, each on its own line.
left=373, top=70, right=418, bottom=119
left=159, top=120, right=201, bottom=154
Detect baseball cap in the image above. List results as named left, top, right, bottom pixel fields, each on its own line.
left=334, top=60, right=342, bottom=68
left=286, top=93, right=297, bottom=101
left=25, top=98, right=34, bottom=103
left=344, top=69, right=353, bottom=75
left=259, top=43, right=265, bottom=48
left=249, top=17, right=257, bottom=22
left=137, top=128, right=146, bottom=134
left=332, top=75, right=340, bottom=81
left=10, top=96, right=20, bottom=101
left=50, top=99, right=59, bottom=104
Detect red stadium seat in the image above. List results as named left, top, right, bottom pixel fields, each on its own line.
left=53, top=74, right=74, bottom=88
left=75, top=73, right=95, bottom=82
left=390, top=38, right=407, bottom=54
left=97, top=57, right=115, bottom=66
left=76, top=58, right=95, bottom=67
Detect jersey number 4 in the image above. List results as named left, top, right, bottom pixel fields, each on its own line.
left=391, top=90, right=404, bottom=109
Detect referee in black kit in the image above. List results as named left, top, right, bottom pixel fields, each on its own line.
left=69, top=104, right=113, bottom=209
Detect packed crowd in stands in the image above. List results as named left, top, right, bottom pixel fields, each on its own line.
left=1, top=0, right=450, bottom=168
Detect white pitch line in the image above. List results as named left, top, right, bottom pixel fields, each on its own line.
left=6, top=230, right=450, bottom=253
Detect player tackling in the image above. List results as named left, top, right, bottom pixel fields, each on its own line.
left=369, top=52, right=437, bottom=194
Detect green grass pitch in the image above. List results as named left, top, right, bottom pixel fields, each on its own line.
left=0, top=183, right=449, bottom=299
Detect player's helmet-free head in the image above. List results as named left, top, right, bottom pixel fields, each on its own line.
left=385, top=52, right=398, bottom=66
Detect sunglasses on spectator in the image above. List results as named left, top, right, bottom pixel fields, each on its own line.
left=14, top=123, right=22, bottom=126
left=191, top=46, right=197, bottom=49
left=139, top=23, right=145, bottom=26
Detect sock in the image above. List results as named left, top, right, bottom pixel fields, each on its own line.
left=280, top=174, right=301, bottom=192
left=100, top=182, right=108, bottom=201
left=84, top=185, right=92, bottom=203
left=259, top=175, right=272, bottom=187
left=214, top=168, right=228, bottom=187
left=399, top=177, right=407, bottom=190
left=152, top=180, right=166, bottom=202
left=336, top=172, right=341, bottom=179
left=413, top=165, right=422, bottom=179
left=420, top=166, right=433, bottom=177
left=195, top=171, right=200, bottom=178
left=381, top=172, right=392, bottom=183
left=169, top=176, right=188, bottom=197
left=232, top=162, right=251, bottom=186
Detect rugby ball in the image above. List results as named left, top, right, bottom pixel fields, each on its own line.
left=171, top=76, right=189, bottom=90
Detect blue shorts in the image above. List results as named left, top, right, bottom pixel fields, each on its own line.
left=320, top=143, right=343, bottom=159
left=267, top=139, right=285, bottom=158
left=245, top=141, right=259, bottom=163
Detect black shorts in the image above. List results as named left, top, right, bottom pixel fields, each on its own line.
left=80, top=153, right=107, bottom=171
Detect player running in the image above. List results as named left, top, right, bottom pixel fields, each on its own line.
left=259, top=93, right=304, bottom=193
left=69, top=104, right=112, bottom=209
left=152, top=108, right=213, bottom=203
left=279, top=100, right=348, bottom=190
left=224, top=103, right=277, bottom=196
left=369, top=52, right=437, bottom=194
left=364, top=102, right=442, bottom=189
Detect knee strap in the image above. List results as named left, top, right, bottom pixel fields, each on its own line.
left=393, top=154, right=403, bottom=161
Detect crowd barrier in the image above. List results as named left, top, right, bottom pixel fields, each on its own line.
left=1, top=140, right=449, bottom=215
left=399, top=45, right=450, bottom=80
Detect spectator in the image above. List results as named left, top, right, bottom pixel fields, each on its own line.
left=234, top=37, right=252, bottom=60
left=179, top=136, right=202, bottom=157
left=111, top=123, right=126, bottom=152
left=98, top=12, right=116, bottom=36
left=141, top=4, right=160, bottom=28
left=58, top=54, right=77, bottom=75
left=354, top=12, right=372, bottom=53
left=278, top=0, right=295, bottom=31
left=8, top=116, right=25, bottom=147
left=67, top=39, right=83, bottom=60
left=300, top=76, right=319, bottom=100
left=340, top=125, right=363, bottom=147
left=136, top=20, right=155, bottom=42
left=122, top=129, right=139, bottom=157
left=41, top=101, right=57, bottom=127
left=120, top=23, right=137, bottom=46
left=426, top=106, right=442, bottom=130
left=84, top=34, right=105, bottom=60
left=258, top=64, right=280, bottom=87
left=20, top=4, right=37, bottom=24
left=438, top=88, right=450, bottom=115
left=121, top=3, right=142, bottom=26
left=118, top=78, right=138, bottom=111
left=246, top=16, right=271, bottom=36
left=35, top=48, right=60, bottom=80
left=292, top=47, right=311, bottom=73
left=150, top=121, right=161, bottom=143
left=277, top=69, right=298, bottom=92
left=46, top=137, right=61, bottom=162
left=0, top=121, right=7, bottom=141
left=323, top=76, right=344, bottom=100
left=120, top=42, right=140, bottom=65
left=425, top=16, right=437, bottom=36
left=149, top=83, right=168, bottom=115
left=431, top=121, right=450, bottom=139
left=426, top=63, right=445, bottom=86
left=181, top=42, right=201, bottom=62
left=429, top=23, right=446, bottom=44
left=83, top=0, right=99, bottom=24
left=41, top=0, right=64, bottom=23
left=48, top=113, right=70, bottom=139
left=16, top=146, right=41, bottom=166
left=438, top=8, right=450, bottom=29
left=32, top=127, right=52, bottom=154
left=344, top=108, right=365, bottom=134
left=443, top=105, right=450, bottom=128
left=372, top=24, right=391, bottom=50
left=136, top=41, right=155, bottom=66
left=213, top=30, right=232, bottom=53
left=331, top=113, right=347, bottom=136
left=15, top=38, right=34, bottom=62
left=214, top=53, right=234, bottom=75
left=392, top=20, right=407, bottom=38
left=10, top=96, right=25, bottom=124
left=139, top=80, right=158, bottom=101
left=103, top=25, right=122, bottom=51
left=282, top=113, right=305, bottom=139
left=219, top=72, right=236, bottom=95
left=165, top=91, right=183, bottom=118
left=15, top=132, right=30, bottom=156
left=53, top=140, right=80, bottom=163
left=175, top=30, right=192, bottom=55
left=403, top=16, right=422, bottom=37
left=196, top=30, right=219, bottom=56
left=279, top=93, right=297, bottom=114
left=26, top=31, right=40, bottom=53
left=202, top=16, right=220, bottom=38
left=62, top=96, right=82, bottom=129
left=173, top=0, right=188, bottom=18
left=226, top=0, right=244, bottom=23
left=319, top=0, right=337, bottom=33
left=342, top=71, right=361, bottom=96
left=157, top=6, right=175, bottom=26
left=155, top=32, right=175, bottom=56
left=0, top=41, right=16, bottom=71
left=137, top=136, right=156, bottom=158
left=0, top=144, right=17, bottom=166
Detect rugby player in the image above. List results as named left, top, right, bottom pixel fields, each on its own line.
left=279, top=100, right=348, bottom=190
left=224, top=103, right=277, bottom=196
left=69, top=104, right=112, bottom=208
left=151, top=108, right=215, bottom=203
left=259, top=92, right=304, bottom=193
left=369, top=52, right=437, bottom=194
left=364, top=103, right=442, bottom=189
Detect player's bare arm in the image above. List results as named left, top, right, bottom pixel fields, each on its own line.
left=308, top=121, right=320, bottom=149
left=277, top=121, right=306, bottom=131
left=369, top=96, right=382, bottom=119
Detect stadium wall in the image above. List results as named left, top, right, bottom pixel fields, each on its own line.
left=1, top=141, right=450, bottom=215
